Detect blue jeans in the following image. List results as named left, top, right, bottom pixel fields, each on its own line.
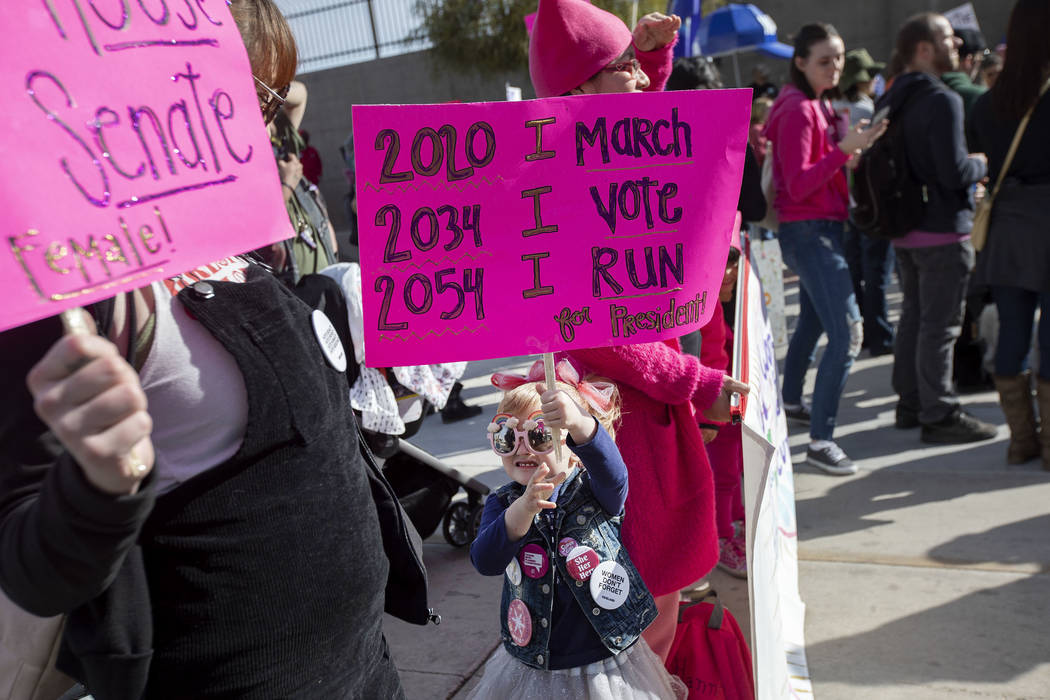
left=778, top=220, right=862, bottom=441
left=992, top=286, right=1050, bottom=379
left=843, top=226, right=896, bottom=352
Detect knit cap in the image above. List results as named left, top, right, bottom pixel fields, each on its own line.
left=528, top=0, right=633, bottom=98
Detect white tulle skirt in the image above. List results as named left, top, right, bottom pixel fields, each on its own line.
left=466, top=638, right=687, bottom=700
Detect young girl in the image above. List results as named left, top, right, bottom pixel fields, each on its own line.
left=698, top=245, right=748, bottom=578
left=530, top=0, right=748, bottom=662
left=469, top=360, right=685, bottom=699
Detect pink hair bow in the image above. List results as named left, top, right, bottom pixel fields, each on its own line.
left=491, top=359, right=615, bottom=415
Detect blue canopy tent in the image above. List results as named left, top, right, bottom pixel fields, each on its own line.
left=670, top=0, right=701, bottom=60
left=684, top=3, right=793, bottom=86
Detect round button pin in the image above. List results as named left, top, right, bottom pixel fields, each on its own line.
left=311, top=310, right=347, bottom=373
left=558, top=537, right=578, bottom=558
left=519, top=544, right=549, bottom=579
left=191, top=281, right=215, bottom=299
left=589, top=560, right=630, bottom=610
left=565, top=545, right=600, bottom=582
left=505, top=558, right=522, bottom=586
left=507, top=599, right=532, bottom=647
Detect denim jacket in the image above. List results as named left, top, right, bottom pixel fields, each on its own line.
left=495, top=468, right=657, bottom=669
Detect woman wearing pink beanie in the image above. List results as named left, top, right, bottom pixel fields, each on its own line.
left=529, top=0, right=749, bottom=669
left=529, top=0, right=679, bottom=98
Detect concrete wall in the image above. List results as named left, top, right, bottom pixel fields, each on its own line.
left=297, top=0, right=1012, bottom=231
left=728, top=0, right=1012, bottom=89
left=298, top=52, right=532, bottom=231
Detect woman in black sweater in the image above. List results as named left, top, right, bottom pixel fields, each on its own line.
left=0, top=2, right=407, bottom=698
left=971, top=0, right=1050, bottom=469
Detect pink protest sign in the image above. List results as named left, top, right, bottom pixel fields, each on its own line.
left=352, top=89, right=749, bottom=366
left=0, top=2, right=288, bottom=332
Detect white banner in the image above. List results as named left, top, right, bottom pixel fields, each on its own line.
left=749, top=235, right=788, bottom=347
left=735, top=241, right=813, bottom=699
left=944, top=3, right=981, bottom=31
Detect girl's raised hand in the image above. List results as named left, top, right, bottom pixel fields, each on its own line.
left=537, top=388, right=597, bottom=443
left=504, top=465, right=569, bottom=540
left=521, top=464, right=566, bottom=514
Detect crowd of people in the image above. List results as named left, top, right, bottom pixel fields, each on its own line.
left=2, top=0, right=1048, bottom=698
left=746, top=3, right=1049, bottom=478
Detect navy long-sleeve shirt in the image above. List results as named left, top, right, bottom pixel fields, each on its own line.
left=885, top=71, right=988, bottom=233
left=470, top=421, right=629, bottom=669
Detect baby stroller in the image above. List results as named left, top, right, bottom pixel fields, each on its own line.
left=383, top=439, right=490, bottom=547
left=294, top=271, right=489, bottom=547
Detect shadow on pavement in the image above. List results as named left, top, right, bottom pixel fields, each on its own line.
left=795, top=458, right=1050, bottom=542
left=927, top=514, right=1050, bottom=572
left=805, top=571, right=1050, bottom=689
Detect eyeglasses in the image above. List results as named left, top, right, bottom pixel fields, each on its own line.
left=604, top=58, right=642, bottom=77
left=254, top=75, right=289, bottom=124
left=487, top=412, right=555, bottom=456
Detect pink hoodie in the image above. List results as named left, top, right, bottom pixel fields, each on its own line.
left=763, top=84, right=851, bottom=223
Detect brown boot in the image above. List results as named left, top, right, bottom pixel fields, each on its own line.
left=1036, top=378, right=1050, bottom=470
left=994, top=373, right=1040, bottom=464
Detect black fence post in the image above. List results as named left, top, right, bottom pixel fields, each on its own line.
left=366, top=0, right=380, bottom=60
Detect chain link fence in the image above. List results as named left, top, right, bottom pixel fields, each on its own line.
left=275, top=0, right=430, bottom=74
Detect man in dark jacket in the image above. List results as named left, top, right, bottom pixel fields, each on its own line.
left=883, top=13, right=997, bottom=444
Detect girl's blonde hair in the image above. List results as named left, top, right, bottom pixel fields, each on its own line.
left=496, top=377, right=621, bottom=441
left=751, top=96, right=774, bottom=125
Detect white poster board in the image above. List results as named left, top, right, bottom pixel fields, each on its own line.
left=736, top=244, right=814, bottom=698
left=944, top=3, right=981, bottom=31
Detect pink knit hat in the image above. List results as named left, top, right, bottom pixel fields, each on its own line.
left=528, top=0, right=633, bottom=98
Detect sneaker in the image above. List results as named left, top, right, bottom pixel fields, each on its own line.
left=921, top=409, right=998, bottom=444
left=784, top=403, right=811, bottom=424
left=680, top=578, right=712, bottom=601
left=806, top=442, right=857, bottom=475
left=895, top=403, right=920, bottom=429
left=716, top=537, right=748, bottom=579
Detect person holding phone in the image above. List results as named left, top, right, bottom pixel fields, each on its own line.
left=764, top=24, right=886, bottom=475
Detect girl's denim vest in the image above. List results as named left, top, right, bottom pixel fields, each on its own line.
left=495, top=468, right=657, bottom=669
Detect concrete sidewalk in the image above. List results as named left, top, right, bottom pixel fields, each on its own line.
left=383, top=280, right=1050, bottom=699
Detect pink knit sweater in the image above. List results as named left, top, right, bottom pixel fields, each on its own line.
left=764, top=84, right=851, bottom=223
left=565, top=339, right=726, bottom=596
left=636, top=35, right=675, bottom=93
